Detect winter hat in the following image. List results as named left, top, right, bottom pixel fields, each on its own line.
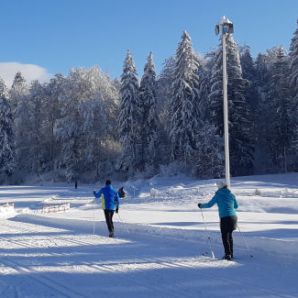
left=216, top=180, right=227, bottom=189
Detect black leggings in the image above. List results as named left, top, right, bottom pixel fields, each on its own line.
left=220, top=216, right=237, bottom=257
left=104, top=209, right=115, bottom=233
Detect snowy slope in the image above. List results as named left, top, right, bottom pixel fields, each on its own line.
left=0, top=173, right=297, bottom=297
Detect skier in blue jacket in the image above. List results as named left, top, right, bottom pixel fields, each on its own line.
left=93, top=179, right=120, bottom=238
left=198, top=181, right=238, bottom=260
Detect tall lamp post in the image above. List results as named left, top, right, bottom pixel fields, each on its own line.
left=215, top=16, right=234, bottom=188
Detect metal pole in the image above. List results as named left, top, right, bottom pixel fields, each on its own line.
left=222, top=33, right=231, bottom=188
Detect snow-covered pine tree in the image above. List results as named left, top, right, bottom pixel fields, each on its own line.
left=196, top=54, right=210, bottom=122
left=225, top=36, right=254, bottom=176
left=118, top=51, right=140, bottom=173
left=240, top=46, right=258, bottom=112
left=289, top=20, right=298, bottom=99
left=240, top=46, right=256, bottom=81
left=28, top=80, right=46, bottom=173
left=255, top=52, right=272, bottom=107
left=288, top=20, right=298, bottom=170
left=155, top=57, right=176, bottom=165
left=265, top=48, right=292, bottom=172
left=209, top=34, right=254, bottom=176
left=169, top=31, right=202, bottom=166
left=139, top=52, right=159, bottom=172
left=187, top=51, right=221, bottom=178
left=254, top=49, right=283, bottom=173
left=9, top=72, right=31, bottom=172
left=193, top=122, right=224, bottom=178
left=157, top=57, right=176, bottom=123
left=208, top=48, right=224, bottom=135
left=255, top=54, right=269, bottom=88
left=0, top=78, right=15, bottom=179
left=240, top=46, right=258, bottom=165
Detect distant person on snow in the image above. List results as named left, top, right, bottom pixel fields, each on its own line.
left=198, top=181, right=238, bottom=260
left=93, top=179, right=120, bottom=238
left=118, top=186, right=126, bottom=199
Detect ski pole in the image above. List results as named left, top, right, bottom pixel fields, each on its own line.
left=200, top=208, right=215, bottom=259
left=93, top=207, right=98, bottom=235
left=237, top=224, right=253, bottom=258
left=92, top=197, right=99, bottom=235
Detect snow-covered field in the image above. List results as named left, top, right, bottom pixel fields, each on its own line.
left=0, top=173, right=298, bottom=298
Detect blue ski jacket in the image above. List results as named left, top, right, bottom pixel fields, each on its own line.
left=200, top=187, right=238, bottom=218
left=94, top=185, right=119, bottom=211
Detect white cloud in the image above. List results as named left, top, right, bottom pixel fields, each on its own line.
left=0, top=62, right=52, bottom=88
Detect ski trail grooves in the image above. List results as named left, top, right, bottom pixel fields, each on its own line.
left=0, top=257, right=87, bottom=298
left=1, top=214, right=297, bottom=298
left=0, top=220, right=92, bottom=298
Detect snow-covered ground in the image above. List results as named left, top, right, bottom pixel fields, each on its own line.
left=0, top=173, right=298, bottom=297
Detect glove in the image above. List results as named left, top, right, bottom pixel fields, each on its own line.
left=116, top=208, right=119, bottom=213
left=198, top=203, right=202, bottom=208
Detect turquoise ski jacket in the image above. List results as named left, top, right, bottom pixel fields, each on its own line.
left=200, top=187, right=238, bottom=218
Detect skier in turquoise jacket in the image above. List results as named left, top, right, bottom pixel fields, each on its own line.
left=198, top=181, right=238, bottom=260
left=93, top=179, right=119, bottom=238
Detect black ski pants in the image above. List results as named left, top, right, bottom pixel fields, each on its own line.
left=220, top=216, right=237, bottom=257
left=104, top=209, right=115, bottom=233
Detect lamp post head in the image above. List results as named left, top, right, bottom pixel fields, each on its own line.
left=220, top=16, right=232, bottom=25
left=215, top=16, right=234, bottom=35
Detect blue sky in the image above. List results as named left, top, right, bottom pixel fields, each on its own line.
left=0, top=0, right=297, bottom=83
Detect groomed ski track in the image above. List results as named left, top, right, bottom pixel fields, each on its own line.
left=0, top=214, right=297, bottom=298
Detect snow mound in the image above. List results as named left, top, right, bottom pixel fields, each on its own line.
left=0, top=203, right=16, bottom=219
